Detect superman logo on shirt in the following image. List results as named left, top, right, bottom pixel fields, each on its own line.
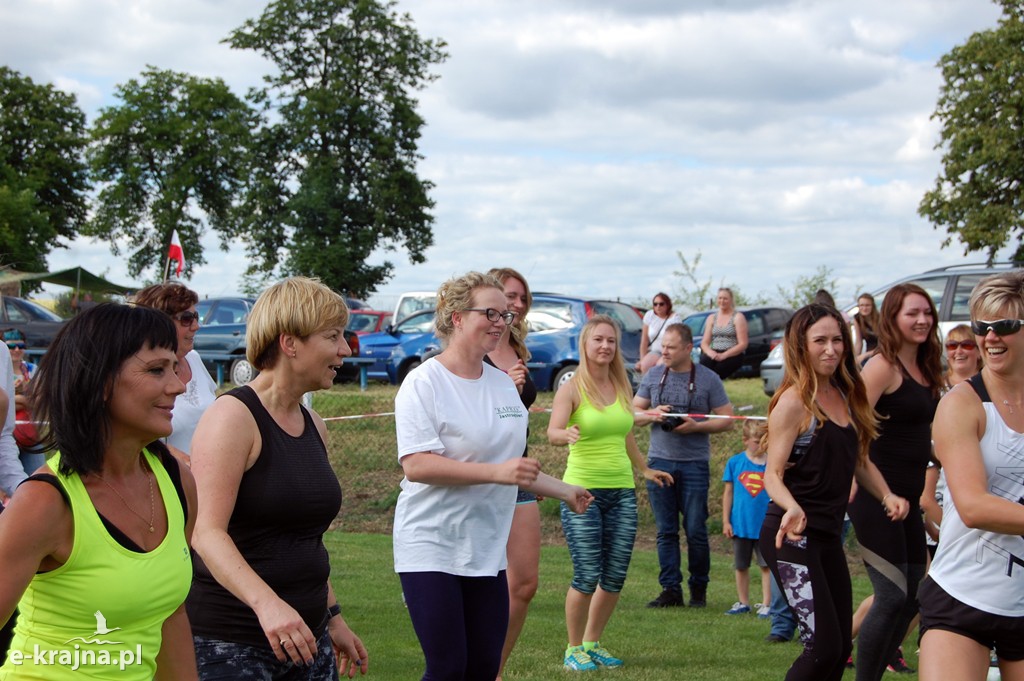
left=739, top=471, right=765, bottom=497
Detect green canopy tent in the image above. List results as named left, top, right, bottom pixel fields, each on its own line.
left=0, top=267, right=136, bottom=297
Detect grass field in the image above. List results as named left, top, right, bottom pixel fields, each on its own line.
left=296, top=378, right=918, bottom=679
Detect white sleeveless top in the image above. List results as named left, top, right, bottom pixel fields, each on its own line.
left=929, top=380, right=1024, bottom=616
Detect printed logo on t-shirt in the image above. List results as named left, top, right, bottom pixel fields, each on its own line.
left=6, top=610, right=145, bottom=671
left=496, top=405, right=525, bottom=420
left=739, top=471, right=765, bottom=497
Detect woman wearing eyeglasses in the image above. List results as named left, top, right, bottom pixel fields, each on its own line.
left=636, top=292, right=682, bottom=374
left=847, top=283, right=943, bottom=681
left=919, top=271, right=1024, bottom=681
left=394, top=272, right=591, bottom=681
left=134, top=283, right=217, bottom=462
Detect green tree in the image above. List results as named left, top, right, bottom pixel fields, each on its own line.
left=86, top=67, right=254, bottom=278
left=227, top=0, right=447, bottom=298
left=0, top=67, right=89, bottom=273
left=671, top=250, right=765, bottom=311
left=775, top=265, right=838, bottom=309
left=919, top=1, right=1024, bottom=261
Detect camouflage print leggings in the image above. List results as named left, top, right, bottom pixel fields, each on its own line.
left=759, top=522, right=852, bottom=681
left=194, top=628, right=337, bottom=680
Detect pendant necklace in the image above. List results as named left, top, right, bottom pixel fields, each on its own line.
left=93, top=458, right=155, bottom=533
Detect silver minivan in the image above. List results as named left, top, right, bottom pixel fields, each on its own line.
left=761, top=262, right=1022, bottom=396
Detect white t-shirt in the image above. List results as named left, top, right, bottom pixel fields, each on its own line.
left=643, top=309, right=683, bottom=355
left=167, top=350, right=218, bottom=455
left=393, top=357, right=528, bottom=576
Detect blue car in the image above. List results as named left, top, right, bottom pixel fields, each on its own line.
left=359, top=309, right=437, bottom=381
left=385, top=294, right=644, bottom=390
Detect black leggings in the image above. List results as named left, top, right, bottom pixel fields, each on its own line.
left=400, top=571, right=509, bottom=681
left=699, top=352, right=744, bottom=380
left=760, top=521, right=852, bottom=681
left=847, top=493, right=927, bottom=681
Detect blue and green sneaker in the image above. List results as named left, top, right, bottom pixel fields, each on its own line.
left=586, top=643, right=624, bottom=668
left=564, top=646, right=598, bottom=671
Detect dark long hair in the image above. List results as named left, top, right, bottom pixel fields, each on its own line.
left=768, top=304, right=877, bottom=463
left=32, top=303, right=178, bottom=475
left=876, top=283, right=943, bottom=397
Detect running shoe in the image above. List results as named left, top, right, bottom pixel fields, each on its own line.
left=586, top=644, right=624, bottom=668
left=886, top=647, right=914, bottom=673
left=724, top=602, right=751, bottom=615
left=755, top=603, right=770, bottom=618
left=564, top=646, right=597, bottom=672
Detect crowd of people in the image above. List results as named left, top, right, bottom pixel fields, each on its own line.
left=0, top=269, right=1021, bottom=681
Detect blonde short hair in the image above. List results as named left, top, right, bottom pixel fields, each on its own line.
left=969, top=270, right=1024, bottom=322
left=247, top=277, right=349, bottom=370
left=434, top=271, right=503, bottom=341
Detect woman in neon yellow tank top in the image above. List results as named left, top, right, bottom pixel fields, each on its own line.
left=0, top=304, right=198, bottom=680
left=548, top=315, right=673, bottom=671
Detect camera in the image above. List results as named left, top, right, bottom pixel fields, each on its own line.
left=660, top=408, right=686, bottom=432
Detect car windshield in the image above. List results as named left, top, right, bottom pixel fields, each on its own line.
left=589, top=301, right=642, bottom=333
left=347, top=313, right=381, bottom=333
left=682, top=312, right=711, bottom=336
left=396, top=312, right=435, bottom=334
left=5, top=297, right=63, bottom=322
left=528, top=301, right=574, bottom=332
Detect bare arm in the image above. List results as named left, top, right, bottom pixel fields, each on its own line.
left=326, top=582, right=368, bottom=678
left=401, top=451, right=539, bottom=487
left=762, top=389, right=807, bottom=548
left=639, top=324, right=651, bottom=359
left=667, top=402, right=735, bottom=435
left=190, top=396, right=317, bottom=666
left=525, top=472, right=593, bottom=514
left=722, top=481, right=734, bottom=538
left=624, top=430, right=673, bottom=487
left=154, top=604, right=197, bottom=680
left=853, top=458, right=909, bottom=521
left=547, top=381, right=581, bottom=446
left=861, top=354, right=900, bottom=407
left=921, top=464, right=942, bottom=542
left=935, top=384, right=1024, bottom=533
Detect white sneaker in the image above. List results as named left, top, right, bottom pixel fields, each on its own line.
left=756, top=603, right=770, bottom=618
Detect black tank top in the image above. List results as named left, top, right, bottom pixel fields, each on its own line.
left=187, top=386, right=343, bottom=647
left=766, top=418, right=858, bottom=537
left=869, top=370, right=937, bottom=502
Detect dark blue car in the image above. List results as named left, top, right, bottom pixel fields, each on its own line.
left=384, top=294, right=644, bottom=390
left=359, top=309, right=437, bottom=382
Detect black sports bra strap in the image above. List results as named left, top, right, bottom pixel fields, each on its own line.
left=21, top=473, right=71, bottom=506
left=968, top=372, right=990, bottom=403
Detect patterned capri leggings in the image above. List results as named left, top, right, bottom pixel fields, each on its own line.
left=561, top=488, right=637, bottom=594
left=759, top=519, right=852, bottom=681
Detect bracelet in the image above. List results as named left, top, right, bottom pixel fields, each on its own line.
left=328, top=603, right=341, bottom=619
left=881, top=493, right=892, bottom=508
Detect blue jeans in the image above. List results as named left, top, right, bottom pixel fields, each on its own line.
left=645, top=458, right=710, bottom=591
left=769, top=571, right=797, bottom=640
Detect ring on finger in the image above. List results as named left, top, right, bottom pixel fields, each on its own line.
left=280, top=639, right=289, bottom=647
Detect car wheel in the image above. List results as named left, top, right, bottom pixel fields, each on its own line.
left=554, top=364, right=577, bottom=390
left=230, top=357, right=259, bottom=386
left=398, top=359, right=421, bottom=384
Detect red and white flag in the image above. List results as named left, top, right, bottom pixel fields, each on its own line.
left=168, top=230, right=185, bottom=277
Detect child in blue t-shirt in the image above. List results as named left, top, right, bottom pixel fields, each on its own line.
left=721, top=419, right=770, bottom=616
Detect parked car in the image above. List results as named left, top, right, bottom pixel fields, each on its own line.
left=0, top=296, right=67, bottom=352
left=346, top=310, right=392, bottom=335
left=359, top=309, right=437, bottom=382
left=759, top=261, right=1022, bottom=396
left=193, top=296, right=360, bottom=385
left=382, top=294, right=644, bottom=390
left=684, top=306, right=793, bottom=378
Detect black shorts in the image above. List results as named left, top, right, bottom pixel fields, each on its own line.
left=919, top=576, right=1024, bottom=660
left=732, top=537, right=767, bottom=570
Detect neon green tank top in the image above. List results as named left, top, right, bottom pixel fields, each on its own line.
left=563, top=391, right=636, bottom=488
left=0, top=449, right=191, bottom=680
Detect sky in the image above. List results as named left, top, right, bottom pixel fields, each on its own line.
left=1, top=0, right=1011, bottom=312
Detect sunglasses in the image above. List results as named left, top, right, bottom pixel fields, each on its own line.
left=172, top=311, right=201, bottom=326
left=5, top=342, right=26, bottom=350
left=970, top=319, right=1024, bottom=337
left=945, top=340, right=977, bottom=351
left=652, top=301, right=668, bottom=307
left=464, top=308, right=517, bottom=325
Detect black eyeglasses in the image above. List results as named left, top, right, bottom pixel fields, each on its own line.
left=652, top=301, right=668, bottom=307
left=465, top=308, right=517, bottom=325
left=945, top=340, right=977, bottom=351
left=172, top=311, right=201, bottom=326
left=970, top=319, right=1024, bottom=337
left=5, top=342, right=25, bottom=350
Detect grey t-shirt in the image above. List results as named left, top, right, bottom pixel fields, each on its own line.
left=636, top=363, right=730, bottom=463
